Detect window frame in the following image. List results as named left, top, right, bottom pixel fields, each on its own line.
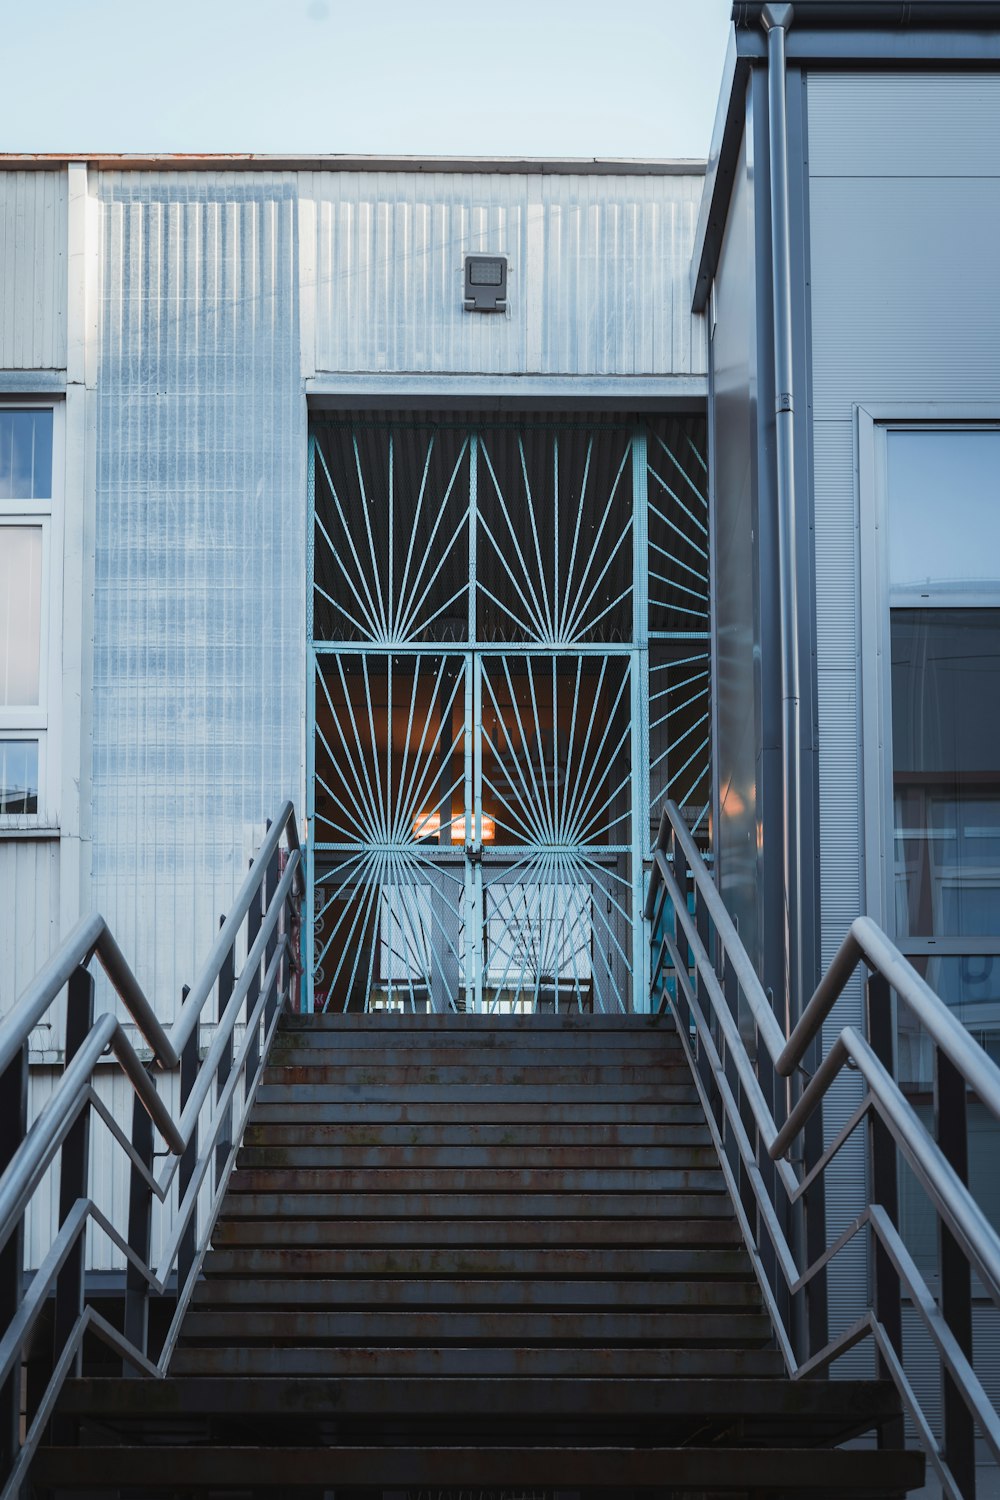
left=858, top=406, right=1000, bottom=957
left=0, top=401, right=63, bottom=833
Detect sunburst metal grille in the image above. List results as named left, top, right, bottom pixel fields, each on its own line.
left=308, top=414, right=710, bottom=1012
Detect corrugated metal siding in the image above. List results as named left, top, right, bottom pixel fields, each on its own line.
left=806, top=71, right=1000, bottom=1408
left=0, top=171, right=67, bottom=370
left=309, top=170, right=706, bottom=377
left=90, top=171, right=305, bottom=1024
left=0, top=840, right=59, bottom=1019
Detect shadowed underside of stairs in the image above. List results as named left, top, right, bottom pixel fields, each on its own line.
left=37, top=1014, right=922, bottom=1498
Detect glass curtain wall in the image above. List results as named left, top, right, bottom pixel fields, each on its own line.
left=307, top=412, right=709, bottom=1014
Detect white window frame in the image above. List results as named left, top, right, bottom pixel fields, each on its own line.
left=857, top=404, right=1000, bottom=958
left=0, top=402, right=63, bottom=834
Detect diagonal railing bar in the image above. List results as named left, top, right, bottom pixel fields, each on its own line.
left=647, top=797, right=1000, bottom=1500
left=0, top=802, right=303, bottom=1498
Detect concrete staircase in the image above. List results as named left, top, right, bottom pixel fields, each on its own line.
left=37, top=1013, right=923, bottom=1496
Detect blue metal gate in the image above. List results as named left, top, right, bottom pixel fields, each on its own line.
left=306, top=414, right=708, bottom=1013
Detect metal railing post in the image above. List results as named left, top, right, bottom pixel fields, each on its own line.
left=123, top=1081, right=154, bottom=1373
left=214, top=916, right=235, bottom=1195
left=866, top=972, right=904, bottom=1452
left=177, top=984, right=198, bottom=1298
left=244, top=858, right=263, bottom=1085
left=937, top=1045, right=976, bottom=1498
left=263, top=831, right=280, bottom=1034
left=53, top=967, right=95, bottom=1378
left=0, top=1036, right=28, bottom=1486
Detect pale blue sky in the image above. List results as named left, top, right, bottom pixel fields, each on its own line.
left=1, top=0, right=733, bottom=158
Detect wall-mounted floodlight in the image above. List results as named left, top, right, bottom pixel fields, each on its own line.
left=464, top=254, right=507, bottom=313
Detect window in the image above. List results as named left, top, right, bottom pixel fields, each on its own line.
left=0, top=407, right=57, bottom=829
left=865, top=421, right=1000, bottom=1278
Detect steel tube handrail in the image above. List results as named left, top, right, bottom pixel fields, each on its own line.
left=0, top=804, right=302, bottom=1500
left=648, top=797, right=1000, bottom=1498
left=0, top=914, right=178, bottom=1076
left=170, top=800, right=299, bottom=1055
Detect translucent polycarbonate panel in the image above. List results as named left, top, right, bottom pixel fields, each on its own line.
left=0, top=409, right=53, bottom=499
left=0, top=525, right=42, bottom=706
left=887, top=428, right=1000, bottom=594
left=0, top=172, right=67, bottom=371
left=310, top=171, right=707, bottom=377
left=92, top=172, right=304, bottom=1020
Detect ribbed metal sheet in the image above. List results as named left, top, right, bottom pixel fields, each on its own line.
left=308, top=170, right=706, bottom=377
left=0, top=170, right=67, bottom=370
left=0, top=839, right=59, bottom=1020
left=90, top=171, right=305, bottom=1023
left=808, top=72, right=1000, bottom=179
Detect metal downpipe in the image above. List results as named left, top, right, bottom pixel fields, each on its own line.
left=761, top=0, right=808, bottom=1360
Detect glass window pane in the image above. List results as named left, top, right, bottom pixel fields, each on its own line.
left=0, top=410, right=53, bottom=500
left=891, top=609, right=1000, bottom=941
left=0, top=526, right=42, bottom=706
left=0, top=740, right=38, bottom=814
left=887, top=429, right=1000, bottom=593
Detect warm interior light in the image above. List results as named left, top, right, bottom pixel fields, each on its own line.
left=412, top=811, right=496, bottom=843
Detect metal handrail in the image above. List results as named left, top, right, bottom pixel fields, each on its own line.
left=0, top=802, right=304, bottom=1499
left=647, top=799, right=1000, bottom=1500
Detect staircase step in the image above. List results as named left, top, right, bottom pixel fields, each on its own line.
left=263, top=1063, right=691, bottom=1086
left=243, top=1120, right=712, bottom=1147
left=168, top=1345, right=788, bottom=1378
left=279, top=1013, right=677, bottom=1032
left=226, top=1166, right=724, bottom=1194
left=256, top=1083, right=701, bottom=1104
left=33, top=1443, right=924, bottom=1491
left=208, top=1220, right=744, bottom=1253
left=191, top=1277, right=760, bottom=1309
left=268, top=1043, right=688, bottom=1064
left=58, top=1374, right=901, bottom=1428
left=180, top=1309, right=773, bottom=1347
left=236, top=1143, right=717, bottom=1169
left=250, top=1100, right=708, bottom=1124
left=218, top=1191, right=732, bottom=1219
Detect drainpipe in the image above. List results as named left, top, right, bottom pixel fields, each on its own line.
left=761, top=2, right=802, bottom=1046
left=761, top=2, right=809, bottom=1362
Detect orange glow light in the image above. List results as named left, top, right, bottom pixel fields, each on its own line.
left=412, top=812, right=496, bottom=843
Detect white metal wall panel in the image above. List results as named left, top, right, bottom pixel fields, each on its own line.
left=309, top=170, right=706, bottom=377
left=0, top=171, right=67, bottom=370
left=90, top=171, right=305, bottom=1025
left=0, top=840, right=59, bottom=1019
left=807, top=71, right=1000, bottom=1404
left=808, top=73, right=1000, bottom=179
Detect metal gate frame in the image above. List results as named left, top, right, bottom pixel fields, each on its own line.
left=304, top=415, right=709, bottom=1014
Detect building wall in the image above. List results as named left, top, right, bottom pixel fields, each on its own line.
left=307, top=169, right=706, bottom=377
left=0, top=159, right=707, bottom=1268
left=710, top=120, right=760, bottom=968
left=806, top=66, right=1000, bottom=1422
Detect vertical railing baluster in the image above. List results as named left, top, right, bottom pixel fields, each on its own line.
left=0, top=1035, right=28, bottom=1486
left=53, top=967, right=95, bottom=1380
left=263, top=831, right=280, bottom=1034
left=124, top=1080, right=154, bottom=1373
left=215, top=915, right=235, bottom=1195
left=177, top=984, right=198, bottom=1301
left=245, top=857, right=263, bottom=1086
left=866, top=972, right=904, bottom=1452
left=937, top=1045, right=976, bottom=1498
